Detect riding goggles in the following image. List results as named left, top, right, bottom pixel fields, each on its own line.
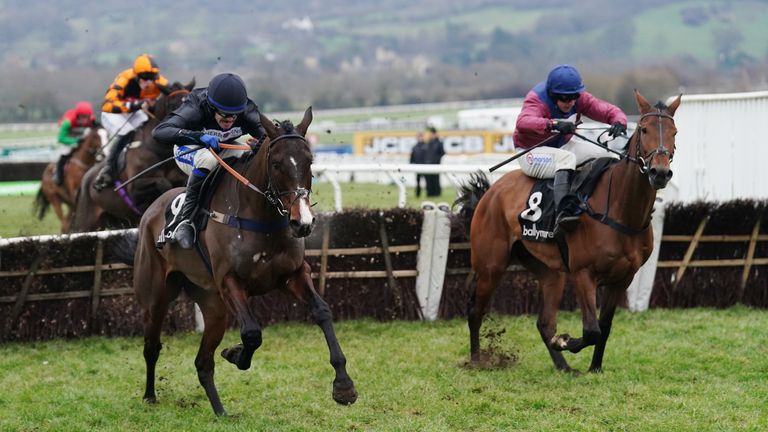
left=552, top=93, right=580, bottom=102
left=210, top=103, right=241, bottom=119
left=137, top=72, right=158, bottom=81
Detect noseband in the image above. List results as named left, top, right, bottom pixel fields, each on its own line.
left=250, top=133, right=312, bottom=217
left=633, top=109, right=675, bottom=174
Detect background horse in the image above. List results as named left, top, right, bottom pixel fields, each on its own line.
left=458, top=90, right=681, bottom=373
left=34, top=127, right=106, bottom=233
left=70, top=80, right=194, bottom=232
left=115, top=107, right=357, bottom=416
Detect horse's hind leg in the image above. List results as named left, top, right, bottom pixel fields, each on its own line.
left=185, top=282, right=229, bottom=416
left=469, top=242, right=510, bottom=363
left=467, top=262, right=507, bottom=363
left=286, top=262, right=357, bottom=405
left=137, top=269, right=181, bottom=404
left=220, top=275, right=262, bottom=371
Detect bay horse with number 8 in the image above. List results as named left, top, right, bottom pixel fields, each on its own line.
left=458, top=90, right=681, bottom=373
left=117, top=107, right=357, bottom=416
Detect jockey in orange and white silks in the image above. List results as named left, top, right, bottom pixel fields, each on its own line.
left=513, top=64, right=628, bottom=235
left=151, top=73, right=266, bottom=249
left=94, top=53, right=170, bottom=191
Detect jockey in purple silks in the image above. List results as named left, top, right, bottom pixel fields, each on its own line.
left=513, top=64, right=628, bottom=235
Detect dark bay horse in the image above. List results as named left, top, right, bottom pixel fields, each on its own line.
left=70, top=80, right=194, bottom=232
left=458, top=90, right=681, bottom=373
left=34, top=127, right=106, bottom=233
left=120, top=107, right=356, bottom=416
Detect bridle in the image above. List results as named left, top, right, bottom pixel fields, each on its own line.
left=253, top=133, right=312, bottom=217
left=631, top=109, right=676, bottom=174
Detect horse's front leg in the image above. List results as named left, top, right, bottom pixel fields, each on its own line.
left=287, top=262, right=357, bottom=405
left=551, top=270, right=601, bottom=354
left=589, top=280, right=630, bottom=373
left=220, top=274, right=262, bottom=371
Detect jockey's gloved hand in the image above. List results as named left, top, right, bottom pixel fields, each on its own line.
left=199, top=134, right=220, bottom=151
left=126, top=101, right=142, bottom=112
left=552, top=120, right=576, bottom=134
left=608, top=122, right=627, bottom=138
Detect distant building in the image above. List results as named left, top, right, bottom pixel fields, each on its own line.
left=457, top=107, right=522, bottom=131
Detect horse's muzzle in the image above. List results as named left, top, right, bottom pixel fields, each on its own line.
left=648, top=166, right=673, bottom=189
left=290, top=217, right=315, bottom=238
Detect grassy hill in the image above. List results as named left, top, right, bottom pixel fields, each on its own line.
left=1, top=0, right=767, bottom=120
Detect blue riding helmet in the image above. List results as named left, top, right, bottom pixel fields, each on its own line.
left=546, top=64, right=585, bottom=94
left=207, top=73, right=248, bottom=114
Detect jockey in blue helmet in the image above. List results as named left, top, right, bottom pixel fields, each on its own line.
left=152, top=73, right=266, bottom=249
left=513, top=64, right=628, bottom=236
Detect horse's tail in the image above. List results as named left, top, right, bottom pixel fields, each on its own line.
left=112, top=229, right=138, bottom=266
left=452, top=170, right=491, bottom=237
left=33, top=188, right=50, bottom=220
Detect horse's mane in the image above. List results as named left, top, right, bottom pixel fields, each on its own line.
left=275, top=120, right=297, bottom=134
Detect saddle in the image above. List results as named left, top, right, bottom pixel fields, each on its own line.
left=518, top=157, right=618, bottom=242
left=155, top=159, right=232, bottom=249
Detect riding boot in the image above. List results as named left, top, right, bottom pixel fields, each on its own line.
left=553, top=169, right=581, bottom=236
left=53, top=153, right=71, bottom=185
left=94, top=134, right=129, bottom=191
left=172, top=170, right=208, bottom=249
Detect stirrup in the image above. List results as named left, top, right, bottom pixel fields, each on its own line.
left=554, top=213, right=580, bottom=236
left=172, top=221, right=196, bottom=249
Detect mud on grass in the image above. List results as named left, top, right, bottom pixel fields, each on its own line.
left=460, top=315, right=519, bottom=369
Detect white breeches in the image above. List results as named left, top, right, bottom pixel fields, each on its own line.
left=516, top=138, right=617, bottom=179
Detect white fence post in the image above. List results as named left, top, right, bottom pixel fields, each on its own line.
left=626, top=185, right=675, bottom=312
left=415, top=201, right=452, bottom=320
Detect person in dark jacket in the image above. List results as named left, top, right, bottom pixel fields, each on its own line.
left=152, top=73, right=266, bottom=249
left=424, top=127, right=445, bottom=197
left=409, top=132, right=428, bottom=197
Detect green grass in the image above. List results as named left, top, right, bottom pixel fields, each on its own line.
left=0, top=194, right=61, bottom=238
left=1, top=308, right=767, bottom=430
left=0, top=182, right=457, bottom=238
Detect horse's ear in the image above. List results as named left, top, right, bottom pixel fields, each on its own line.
left=157, top=82, right=171, bottom=95
left=185, top=78, right=196, bottom=91
left=260, top=112, right=278, bottom=139
left=634, top=89, right=652, bottom=114
left=667, top=93, right=682, bottom=116
left=295, top=106, right=313, bottom=136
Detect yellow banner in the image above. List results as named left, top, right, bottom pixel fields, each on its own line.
left=352, top=130, right=516, bottom=155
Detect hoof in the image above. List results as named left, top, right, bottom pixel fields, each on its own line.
left=221, top=344, right=243, bottom=365
left=549, top=334, right=571, bottom=351
left=143, top=396, right=157, bottom=404
left=332, top=378, right=358, bottom=405
left=221, top=344, right=251, bottom=370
